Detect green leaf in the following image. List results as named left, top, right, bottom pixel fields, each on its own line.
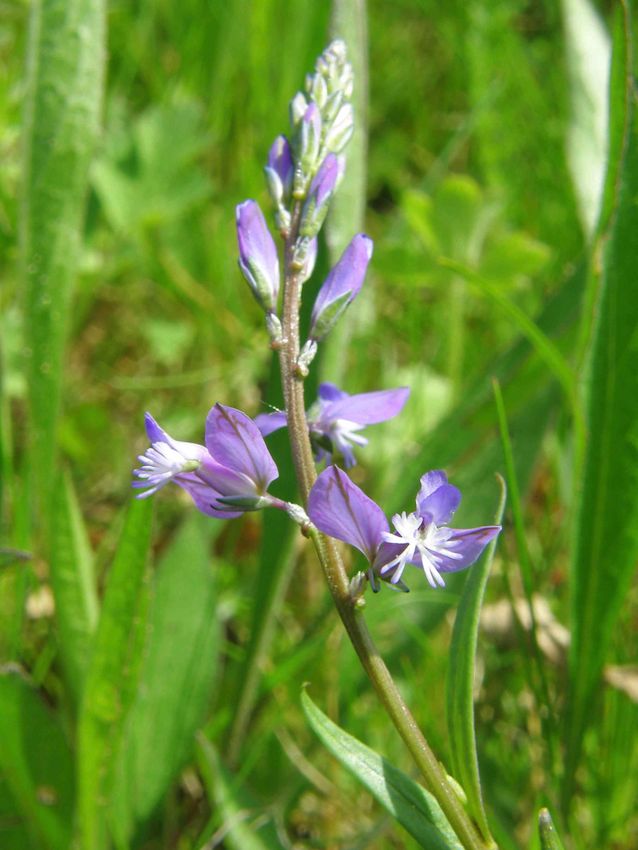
left=446, top=477, right=506, bottom=842
left=111, top=515, right=220, bottom=843
left=0, top=668, right=75, bottom=850
left=50, top=472, right=99, bottom=702
left=76, top=497, right=153, bottom=850
left=302, top=689, right=463, bottom=850
left=21, top=0, right=105, bottom=518
left=562, top=0, right=611, bottom=237
left=566, top=2, right=638, bottom=796
left=197, top=736, right=282, bottom=850
left=538, top=808, right=566, bottom=850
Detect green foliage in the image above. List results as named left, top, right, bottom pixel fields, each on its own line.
left=302, top=689, right=463, bottom=850
left=2, top=0, right=638, bottom=847
left=111, top=515, right=220, bottom=844
left=76, top=498, right=153, bottom=850
left=50, top=473, right=99, bottom=702
left=21, top=0, right=105, bottom=522
left=565, top=0, right=638, bottom=801
left=446, top=477, right=506, bottom=841
left=0, top=669, right=75, bottom=850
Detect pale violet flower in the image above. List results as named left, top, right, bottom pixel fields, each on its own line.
left=308, top=466, right=501, bottom=591
left=254, top=382, right=409, bottom=468
left=133, top=404, right=279, bottom=518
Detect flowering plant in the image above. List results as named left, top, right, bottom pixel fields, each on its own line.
left=132, top=40, right=505, bottom=850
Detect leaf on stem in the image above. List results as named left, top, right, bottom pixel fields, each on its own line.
left=446, top=475, right=506, bottom=842
left=302, top=688, right=463, bottom=850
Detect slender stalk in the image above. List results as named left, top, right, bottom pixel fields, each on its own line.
left=278, top=206, right=492, bottom=850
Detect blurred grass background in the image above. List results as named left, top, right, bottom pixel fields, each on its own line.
left=1, top=0, right=637, bottom=848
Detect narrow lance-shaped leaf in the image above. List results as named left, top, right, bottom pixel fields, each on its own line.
left=110, top=515, right=220, bottom=845
left=566, top=3, right=638, bottom=797
left=21, top=0, right=105, bottom=523
left=50, top=472, right=99, bottom=703
left=538, top=808, right=567, bottom=850
left=302, top=689, right=463, bottom=850
left=446, top=476, right=506, bottom=842
left=0, top=669, right=75, bottom=850
left=561, top=0, right=611, bottom=238
left=76, top=498, right=153, bottom=850
left=197, top=736, right=282, bottom=850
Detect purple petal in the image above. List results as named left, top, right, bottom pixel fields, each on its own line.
left=254, top=410, right=288, bottom=437
left=310, top=234, right=373, bottom=334
left=324, top=386, right=410, bottom=426
left=144, top=412, right=168, bottom=444
left=308, top=466, right=388, bottom=563
left=318, top=382, right=349, bottom=403
left=267, top=135, right=293, bottom=190
left=236, top=200, right=280, bottom=310
left=206, top=404, right=278, bottom=492
left=417, top=484, right=461, bottom=526
left=177, top=474, right=243, bottom=520
left=421, top=525, right=501, bottom=573
left=143, top=412, right=209, bottom=463
left=308, top=153, right=340, bottom=207
left=372, top=540, right=409, bottom=573
left=418, top=470, right=449, bottom=498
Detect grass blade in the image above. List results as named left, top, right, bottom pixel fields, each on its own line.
left=0, top=667, right=75, bottom=850
left=446, top=475, right=505, bottom=843
left=565, top=1, right=638, bottom=802
left=50, top=472, right=99, bottom=703
left=76, top=497, right=153, bottom=850
left=538, top=808, right=566, bottom=850
left=21, top=0, right=105, bottom=521
left=561, top=0, right=611, bottom=237
left=302, top=688, right=463, bottom=850
left=111, top=515, right=220, bottom=844
left=197, top=736, right=282, bottom=850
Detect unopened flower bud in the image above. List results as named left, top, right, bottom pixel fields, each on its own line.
left=309, top=234, right=373, bottom=340
left=289, top=91, right=308, bottom=127
left=310, top=74, right=328, bottom=108
left=264, top=135, right=293, bottom=207
left=323, top=89, right=344, bottom=124
left=325, top=103, right=354, bottom=154
left=298, top=103, right=322, bottom=175
left=296, top=339, right=318, bottom=376
left=299, top=154, right=341, bottom=238
left=265, top=312, right=283, bottom=345
left=236, top=200, right=280, bottom=312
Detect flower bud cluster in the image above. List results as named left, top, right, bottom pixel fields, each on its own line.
left=236, top=40, right=356, bottom=345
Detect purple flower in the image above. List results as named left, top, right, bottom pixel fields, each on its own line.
left=265, top=135, right=293, bottom=206
left=299, top=154, right=343, bottom=238
left=254, top=382, right=409, bottom=468
left=133, top=404, right=279, bottom=518
left=310, top=234, right=373, bottom=340
left=308, top=467, right=501, bottom=591
left=236, top=200, right=280, bottom=312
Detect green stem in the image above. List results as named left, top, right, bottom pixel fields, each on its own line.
left=278, top=206, right=491, bottom=850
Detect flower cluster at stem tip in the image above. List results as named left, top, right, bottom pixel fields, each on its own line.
left=132, top=40, right=501, bottom=592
